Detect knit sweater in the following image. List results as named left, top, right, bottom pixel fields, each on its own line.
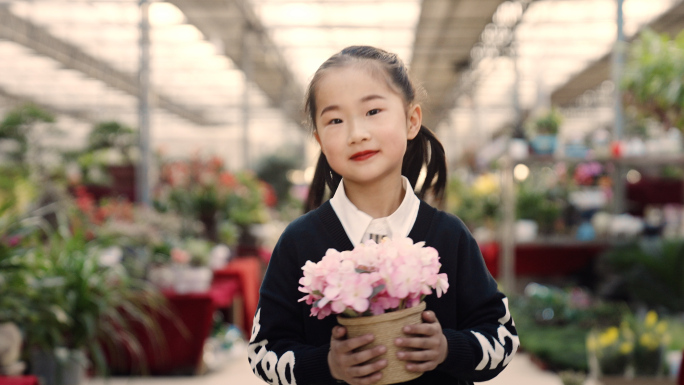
left=248, top=201, right=519, bottom=385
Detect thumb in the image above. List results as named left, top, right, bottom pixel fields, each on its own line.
left=422, top=310, right=438, bottom=323
left=332, top=326, right=347, bottom=340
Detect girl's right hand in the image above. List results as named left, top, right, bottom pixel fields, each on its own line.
left=328, top=325, right=388, bottom=385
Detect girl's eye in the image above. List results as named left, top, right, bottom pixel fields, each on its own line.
left=328, top=118, right=342, bottom=125
left=367, top=109, right=380, bottom=116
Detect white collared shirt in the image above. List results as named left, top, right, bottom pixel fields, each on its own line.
left=329, top=176, right=420, bottom=247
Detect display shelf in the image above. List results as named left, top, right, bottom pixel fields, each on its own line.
left=519, top=154, right=684, bottom=166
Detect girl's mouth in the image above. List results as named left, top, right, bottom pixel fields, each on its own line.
left=350, top=150, right=378, bottom=161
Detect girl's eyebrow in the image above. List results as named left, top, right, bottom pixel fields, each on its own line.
left=320, top=94, right=386, bottom=117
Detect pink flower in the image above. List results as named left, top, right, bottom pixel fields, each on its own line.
left=171, top=248, right=191, bottom=264
left=298, top=237, right=449, bottom=319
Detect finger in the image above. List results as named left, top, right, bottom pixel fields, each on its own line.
left=395, top=335, right=439, bottom=350
left=347, top=355, right=388, bottom=378
left=422, top=310, right=438, bottom=323
left=404, top=360, right=438, bottom=373
left=332, top=326, right=347, bottom=340
left=396, top=348, right=439, bottom=363
left=348, top=344, right=387, bottom=366
left=402, top=323, right=440, bottom=336
left=352, top=371, right=384, bottom=385
left=338, top=334, right=375, bottom=354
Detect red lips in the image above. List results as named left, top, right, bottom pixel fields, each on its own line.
left=350, top=150, right=379, bottom=161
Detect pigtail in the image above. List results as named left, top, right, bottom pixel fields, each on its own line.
left=402, top=125, right=447, bottom=207
left=305, top=153, right=342, bottom=212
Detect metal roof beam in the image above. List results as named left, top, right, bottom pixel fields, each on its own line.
left=551, top=0, right=684, bottom=106
left=0, top=87, right=100, bottom=123
left=0, top=6, right=213, bottom=126
left=167, top=0, right=304, bottom=127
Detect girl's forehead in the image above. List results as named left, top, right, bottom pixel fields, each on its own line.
left=315, top=63, right=400, bottom=99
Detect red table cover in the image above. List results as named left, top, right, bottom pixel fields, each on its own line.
left=0, top=377, right=39, bottom=385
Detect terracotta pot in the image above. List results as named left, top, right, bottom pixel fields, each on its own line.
left=337, top=302, right=426, bottom=385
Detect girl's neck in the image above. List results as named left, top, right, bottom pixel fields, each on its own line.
left=343, top=176, right=405, bottom=219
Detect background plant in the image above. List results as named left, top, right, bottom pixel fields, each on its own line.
left=622, top=29, right=684, bottom=131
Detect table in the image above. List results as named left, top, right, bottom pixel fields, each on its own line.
left=107, top=257, right=263, bottom=375
left=0, top=377, right=39, bottom=385
left=480, top=240, right=609, bottom=278
left=212, top=256, right=263, bottom=339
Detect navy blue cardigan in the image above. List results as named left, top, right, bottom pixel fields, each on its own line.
left=248, top=201, right=519, bottom=385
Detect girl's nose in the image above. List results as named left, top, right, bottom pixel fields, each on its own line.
left=347, top=118, right=370, bottom=144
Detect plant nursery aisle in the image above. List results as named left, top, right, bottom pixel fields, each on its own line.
left=85, top=344, right=561, bottom=385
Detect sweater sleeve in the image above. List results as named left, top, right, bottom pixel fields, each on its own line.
left=247, top=225, right=339, bottom=385
left=435, top=221, right=519, bottom=382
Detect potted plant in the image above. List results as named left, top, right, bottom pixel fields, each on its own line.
left=298, top=237, right=449, bottom=385
left=622, top=29, right=684, bottom=132
left=169, top=238, right=213, bottom=294
left=18, top=230, right=167, bottom=384
left=83, top=121, right=138, bottom=201
left=528, top=109, right=563, bottom=156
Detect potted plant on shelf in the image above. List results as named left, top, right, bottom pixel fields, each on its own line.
left=527, top=108, right=563, bottom=156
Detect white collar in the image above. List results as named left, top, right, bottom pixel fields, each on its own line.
left=329, top=176, right=420, bottom=247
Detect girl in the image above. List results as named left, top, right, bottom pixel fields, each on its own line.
left=248, top=46, right=519, bottom=385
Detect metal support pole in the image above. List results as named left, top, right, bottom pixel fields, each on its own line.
left=137, top=0, right=151, bottom=206
left=612, top=0, right=626, bottom=214
left=242, top=27, right=252, bottom=170
left=501, top=43, right=519, bottom=294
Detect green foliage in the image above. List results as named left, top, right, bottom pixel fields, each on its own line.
left=5, top=230, right=167, bottom=375
left=85, top=121, right=136, bottom=165
left=598, top=239, right=684, bottom=312
left=622, top=29, right=684, bottom=130
left=255, top=154, right=300, bottom=208
left=446, top=175, right=500, bottom=230
left=516, top=181, right=563, bottom=234
left=510, top=285, right=630, bottom=372
left=526, top=108, right=563, bottom=136
left=0, top=104, right=55, bottom=164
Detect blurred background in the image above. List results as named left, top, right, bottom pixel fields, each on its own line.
left=1, top=0, right=684, bottom=384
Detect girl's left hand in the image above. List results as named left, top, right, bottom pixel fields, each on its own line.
left=394, top=310, right=448, bottom=373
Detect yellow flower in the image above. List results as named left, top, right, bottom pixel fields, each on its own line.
left=586, top=334, right=597, bottom=352
left=639, top=333, right=660, bottom=350
left=472, top=174, right=499, bottom=196
left=599, top=327, right=619, bottom=347
left=644, top=311, right=658, bottom=328
left=619, top=342, right=633, bottom=355
left=655, top=321, right=668, bottom=335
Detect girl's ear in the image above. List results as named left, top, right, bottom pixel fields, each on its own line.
left=314, top=130, right=323, bottom=150
left=407, top=104, right=422, bottom=140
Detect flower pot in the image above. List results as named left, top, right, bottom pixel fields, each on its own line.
left=173, top=266, right=212, bottom=294
left=30, top=348, right=87, bottom=385
left=530, top=134, right=557, bottom=155
left=147, top=265, right=174, bottom=290
left=337, top=302, right=426, bottom=385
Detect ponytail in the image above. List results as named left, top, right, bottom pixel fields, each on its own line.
left=403, top=125, right=447, bottom=207
left=305, top=153, right=341, bottom=212
left=304, top=125, right=447, bottom=212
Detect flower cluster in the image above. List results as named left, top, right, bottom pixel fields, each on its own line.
left=154, top=154, right=273, bottom=226
left=298, top=237, right=449, bottom=319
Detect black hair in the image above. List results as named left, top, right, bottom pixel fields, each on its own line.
left=304, top=45, right=447, bottom=212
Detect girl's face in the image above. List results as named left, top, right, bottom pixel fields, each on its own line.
left=314, top=65, right=421, bottom=188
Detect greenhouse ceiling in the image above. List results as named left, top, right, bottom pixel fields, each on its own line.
left=0, top=0, right=682, bottom=170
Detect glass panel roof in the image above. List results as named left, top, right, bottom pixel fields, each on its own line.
left=0, top=0, right=681, bottom=170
